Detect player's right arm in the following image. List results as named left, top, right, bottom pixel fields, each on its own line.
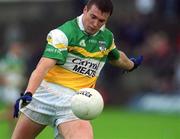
left=13, top=28, right=68, bottom=118
left=13, top=57, right=56, bottom=118
left=25, top=57, right=56, bottom=94
left=26, top=28, right=69, bottom=94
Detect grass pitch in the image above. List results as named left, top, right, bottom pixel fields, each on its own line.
left=0, top=106, right=180, bottom=139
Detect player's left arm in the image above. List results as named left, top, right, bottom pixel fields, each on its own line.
left=110, top=50, right=133, bottom=70
left=107, top=37, right=143, bottom=71
left=109, top=49, right=143, bottom=71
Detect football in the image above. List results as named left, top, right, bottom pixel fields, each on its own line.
left=71, top=88, right=104, bottom=120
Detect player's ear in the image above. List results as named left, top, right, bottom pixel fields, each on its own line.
left=83, top=6, right=88, bottom=14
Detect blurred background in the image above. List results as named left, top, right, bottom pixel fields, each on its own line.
left=0, top=0, right=180, bottom=139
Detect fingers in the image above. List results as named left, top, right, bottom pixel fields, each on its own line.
left=13, top=101, right=19, bottom=118
left=13, top=92, right=33, bottom=118
left=137, top=56, right=143, bottom=63
left=13, top=99, right=21, bottom=118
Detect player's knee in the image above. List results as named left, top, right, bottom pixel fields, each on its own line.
left=59, top=120, right=93, bottom=139
left=77, top=121, right=93, bottom=139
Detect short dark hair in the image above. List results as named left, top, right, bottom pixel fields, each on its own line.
left=86, top=0, right=113, bottom=16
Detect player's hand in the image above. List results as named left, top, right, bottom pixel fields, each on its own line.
left=123, top=55, right=143, bottom=73
left=13, top=92, right=32, bottom=118
left=129, top=55, right=143, bottom=71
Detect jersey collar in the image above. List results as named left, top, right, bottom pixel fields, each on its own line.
left=77, top=14, right=105, bottom=36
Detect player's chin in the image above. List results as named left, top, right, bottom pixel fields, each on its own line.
left=86, top=29, right=97, bottom=35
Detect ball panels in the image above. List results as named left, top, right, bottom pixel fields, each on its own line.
left=71, top=88, right=104, bottom=120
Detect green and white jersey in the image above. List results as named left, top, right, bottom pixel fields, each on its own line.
left=43, top=14, right=120, bottom=91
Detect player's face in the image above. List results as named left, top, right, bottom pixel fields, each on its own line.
left=82, top=5, right=110, bottom=35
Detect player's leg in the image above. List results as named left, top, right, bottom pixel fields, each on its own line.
left=12, top=113, right=46, bottom=139
left=58, top=119, right=93, bottom=139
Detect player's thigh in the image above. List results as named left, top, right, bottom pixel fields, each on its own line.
left=12, top=113, right=46, bottom=139
left=58, top=119, right=93, bottom=139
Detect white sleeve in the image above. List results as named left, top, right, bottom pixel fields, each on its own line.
left=47, top=29, right=68, bottom=48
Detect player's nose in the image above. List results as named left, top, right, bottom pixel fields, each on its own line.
left=92, top=20, right=99, bottom=28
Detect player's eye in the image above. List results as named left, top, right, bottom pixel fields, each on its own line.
left=99, top=19, right=105, bottom=23
left=90, top=14, right=96, bottom=19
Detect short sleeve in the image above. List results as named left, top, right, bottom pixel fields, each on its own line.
left=43, top=29, right=69, bottom=65
left=107, top=39, right=120, bottom=61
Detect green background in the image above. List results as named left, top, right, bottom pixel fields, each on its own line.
left=1, top=107, right=180, bottom=139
